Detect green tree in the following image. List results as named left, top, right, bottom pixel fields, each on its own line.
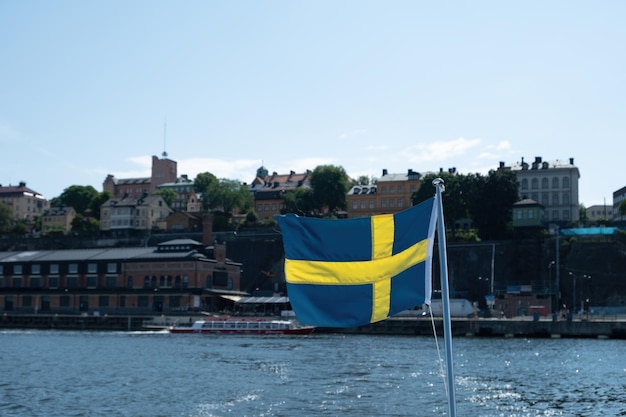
left=194, top=172, right=220, bottom=211
left=153, top=188, right=177, bottom=208
left=467, top=169, right=519, bottom=240
left=53, top=185, right=99, bottom=215
left=71, top=214, right=100, bottom=234
left=282, top=187, right=318, bottom=216
left=214, top=179, right=253, bottom=214
left=0, top=202, right=13, bottom=234
left=309, top=165, right=349, bottom=215
left=412, top=172, right=474, bottom=235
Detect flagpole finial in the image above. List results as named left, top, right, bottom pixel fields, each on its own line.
left=432, top=177, right=445, bottom=192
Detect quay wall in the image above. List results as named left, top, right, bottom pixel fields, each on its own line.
left=3, top=314, right=626, bottom=338
left=317, top=317, right=626, bottom=339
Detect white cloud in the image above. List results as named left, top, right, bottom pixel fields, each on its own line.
left=405, top=137, right=482, bottom=163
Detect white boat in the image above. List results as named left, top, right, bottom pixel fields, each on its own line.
left=168, top=317, right=315, bottom=335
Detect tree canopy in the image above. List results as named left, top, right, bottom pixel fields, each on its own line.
left=412, top=170, right=519, bottom=240
left=309, top=165, right=349, bottom=215
left=51, top=185, right=99, bottom=216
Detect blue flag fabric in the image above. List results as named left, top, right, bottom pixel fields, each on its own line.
left=276, top=197, right=438, bottom=327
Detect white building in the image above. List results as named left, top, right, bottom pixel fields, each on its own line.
left=499, top=157, right=580, bottom=224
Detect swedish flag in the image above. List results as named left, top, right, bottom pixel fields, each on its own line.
left=276, top=197, right=438, bottom=328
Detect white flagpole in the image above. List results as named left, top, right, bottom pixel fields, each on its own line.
left=433, top=178, right=457, bottom=417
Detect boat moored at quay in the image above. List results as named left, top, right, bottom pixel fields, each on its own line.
left=168, top=317, right=315, bottom=335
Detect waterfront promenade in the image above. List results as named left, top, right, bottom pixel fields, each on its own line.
left=2, top=312, right=626, bottom=338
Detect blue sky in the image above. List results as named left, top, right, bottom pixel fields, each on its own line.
left=1, top=1, right=624, bottom=207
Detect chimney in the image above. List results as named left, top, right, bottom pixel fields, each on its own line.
left=202, top=213, right=213, bottom=246
left=570, top=157, right=574, bottom=165
left=499, top=161, right=505, bottom=168
left=382, top=169, right=388, bottom=176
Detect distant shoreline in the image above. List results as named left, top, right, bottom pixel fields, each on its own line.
left=2, top=313, right=626, bottom=339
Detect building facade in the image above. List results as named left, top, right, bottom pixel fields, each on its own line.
left=613, top=186, right=626, bottom=222
left=41, top=206, right=76, bottom=235
left=156, top=174, right=195, bottom=212
left=0, top=182, right=49, bottom=223
left=346, top=169, right=424, bottom=218
left=586, top=204, right=613, bottom=222
left=0, top=236, right=244, bottom=315
left=100, top=194, right=172, bottom=233
left=500, top=157, right=580, bottom=225
left=103, top=154, right=177, bottom=199
left=249, top=168, right=311, bottom=220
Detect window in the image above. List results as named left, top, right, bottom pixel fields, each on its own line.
left=542, top=178, right=549, bottom=189
left=552, top=177, right=559, bottom=189
left=542, top=193, right=549, bottom=205
left=182, top=275, right=188, bottom=288
left=49, top=277, right=58, bottom=289
left=381, top=199, right=387, bottom=208
left=106, top=276, right=116, bottom=289
left=563, top=176, right=570, bottom=189
left=87, top=276, right=97, bottom=288
left=389, top=199, right=395, bottom=208
left=398, top=185, right=403, bottom=193
left=68, top=277, right=78, bottom=288
left=521, top=179, right=528, bottom=190
left=563, top=193, right=570, bottom=205
left=127, top=276, right=133, bottom=289
left=144, top=276, right=150, bottom=289
left=360, top=201, right=366, bottom=209
left=352, top=201, right=357, bottom=209
left=563, top=210, right=571, bottom=221
left=60, top=296, right=70, bottom=307
left=88, top=263, right=97, bottom=273
left=138, top=296, right=149, bottom=308
left=169, top=296, right=180, bottom=308
left=389, top=186, right=395, bottom=194
left=31, top=264, right=41, bottom=275
left=380, top=186, right=387, bottom=194
left=12, top=277, right=22, bottom=288
left=552, top=210, right=559, bottom=220
left=552, top=193, right=559, bottom=205
left=398, top=199, right=404, bottom=208
left=107, top=263, right=117, bottom=273
left=31, top=277, right=41, bottom=288
left=68, top=264, right=78, bottom=274
left=206, top=274, right=212, bottom=288
left=369, top=200, right=374, bottom=209
left=531, top=179, right=538, bottom=189
left=99, top=296, right=109, bottom=307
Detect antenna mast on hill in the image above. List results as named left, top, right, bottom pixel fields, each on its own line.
left=162, top=118, right=168, bottom=158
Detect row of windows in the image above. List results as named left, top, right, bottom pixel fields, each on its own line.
left=515, top=209, right=571, bottom=221
left=351, top=199, right=407, bottom=210
left=1, top=263, right=118, bottom=276
left=256, top=203, right=285, bottom=212
left=1, top=273, right=232, bottom=291
left=521, top=177, right=571, bottom=190
left=1, top=294, right=183, bottom=310
left=526, top=192, right=571, bottom=206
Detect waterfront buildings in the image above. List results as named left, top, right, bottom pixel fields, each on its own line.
left=41, top=206, right=76, bottom=235
left=0, top=217, right=244, bottom=315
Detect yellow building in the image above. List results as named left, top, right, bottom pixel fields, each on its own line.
left=42, top=207, right=76, bottom=235
left=347, top=169, right=424, bottom=218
